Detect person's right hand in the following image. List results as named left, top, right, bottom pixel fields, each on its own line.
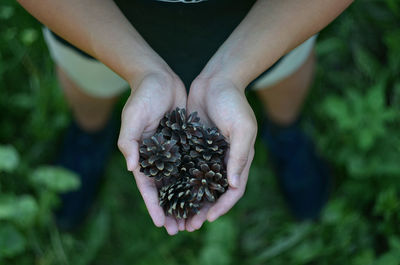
left=117, top=71, right=187, bottom=235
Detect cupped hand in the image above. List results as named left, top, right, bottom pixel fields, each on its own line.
left=186, top=76, right=257, bottom=231
left=117, top=72, right=187, bottom=235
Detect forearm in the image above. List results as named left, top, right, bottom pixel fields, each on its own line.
left=18, top=0, right=170, bottom=85
left=198, top=0, right=354, bottom=89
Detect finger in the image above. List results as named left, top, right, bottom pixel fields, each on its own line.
left=133, top=168, right=165, bottom=227
left=207, top=149, right=254, bottom=222
left=164, top=216, right=179, bottom=235
left=186, top=203, right=212, bottom=231
left=177, top=218, right=186, bottom=231
left=186, top=222, right=195, bottom=232
left=227, top=127, right=256, bottom=188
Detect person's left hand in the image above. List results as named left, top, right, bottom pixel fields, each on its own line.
left=185, top=76, right=257, bottom=231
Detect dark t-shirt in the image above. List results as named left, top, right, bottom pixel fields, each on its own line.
left=52, top=0, right=280, bottom=88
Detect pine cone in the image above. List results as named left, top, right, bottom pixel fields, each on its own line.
left=159, top=178, right=200, bottom=219
left=158, top=107, right=202, bottom=151
left=180, top=154, right=196, bottom=177
left=139, top=133, right=181, bottom=181
left=189, top=161, right=228, bottom=203
left=139, top=108, right=229, bottom=219
left=190, top=127, right=228, bottom=161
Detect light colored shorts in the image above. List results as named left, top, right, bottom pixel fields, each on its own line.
left=43, top=28, right=316, bottom=98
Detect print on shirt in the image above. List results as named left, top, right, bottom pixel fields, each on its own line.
left=156, top=0, right=207, bottom=3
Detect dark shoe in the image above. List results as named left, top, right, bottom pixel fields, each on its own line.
left=55, top=117, right=118, bottom=230
left=261, top=118, right=331, bottom=220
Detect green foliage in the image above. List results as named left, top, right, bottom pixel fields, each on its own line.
left=0, top=224, right=26, bottom=259
left=0, top=145, right=19, bottom=173
left=0, top=2, right=81, bottom=262
left=199, top=218, right=237, bottom=265
left=0, top=0, right=399, bottom=264
left=31, top=166, right=80, bottom=193
left=0, top=194, right=38, bottom=227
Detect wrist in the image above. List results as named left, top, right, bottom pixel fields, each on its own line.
left=193, top=70, right=245, bottom=95
left=196, top=56, right=251, bottom=93
left=124, top=59, right=170, bottom=86
left=128, top=67, right=184, bottom=93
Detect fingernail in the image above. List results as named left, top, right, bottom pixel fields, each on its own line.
left=230, top=175, right=240, bottom=188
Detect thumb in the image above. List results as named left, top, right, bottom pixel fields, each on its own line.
left=118, top=108, right=146, bottom=171
left=118, top=137, right=139, bottom=171
left=226, top=129, right=255, bottom=188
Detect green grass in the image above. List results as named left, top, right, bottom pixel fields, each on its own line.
left=1, top=0, right=400, bottom=264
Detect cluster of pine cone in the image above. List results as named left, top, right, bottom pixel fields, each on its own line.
left=139, top=108, right=229, bottom=219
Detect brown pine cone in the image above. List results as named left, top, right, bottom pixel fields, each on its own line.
left=189, top=161, right=228, bottom=203
left=139, top=108, right=229, bottom=219
left=180, top=154, right=196, bottom=177
left=159, top=178, right=200, bottom=219
left=139, top=133, right=181, bottom=181
left=190, top=127, right=228, bottom=161
left=158, top=107, right=202, bottom=151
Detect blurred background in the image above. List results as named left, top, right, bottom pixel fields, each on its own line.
left=1, top=0, right=400, bottom=264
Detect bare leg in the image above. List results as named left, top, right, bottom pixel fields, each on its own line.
left=257, top=48, right=331, bottom=220
left=54, top=65, right=121, bottom=230
left=256, top=49, right=315, bottom=126
left=56, top=65, right=120, bottom=132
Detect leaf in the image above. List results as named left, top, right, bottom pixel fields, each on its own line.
left=0, top=145, right=19, bottom=173
left=316, top=37, right=346, bottom=56
left=290, top=239, right=323, bottom=264
left=384, top=29, right=400, bottom=73
left=353, top=46, right=381, bottom=80
left=31, top=166, right=80, bottom=193
left=322, top=97, right=351, bottom=129
left=20, top=28, right=38, bottom=46
left=0, top=6, right=14, bottom=20
left=322, top=199, right=348, bottom=224
left=0, top=194, right=38, bottom=227
left=252, top=222, right=312, bottom=263
left=373, top=188, right=400, bottom=219
left=11, top=93, right=34, bottom=109
left=0, top=223, right=26, bottom=258
left=358, top=130, right=375, bottom=151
